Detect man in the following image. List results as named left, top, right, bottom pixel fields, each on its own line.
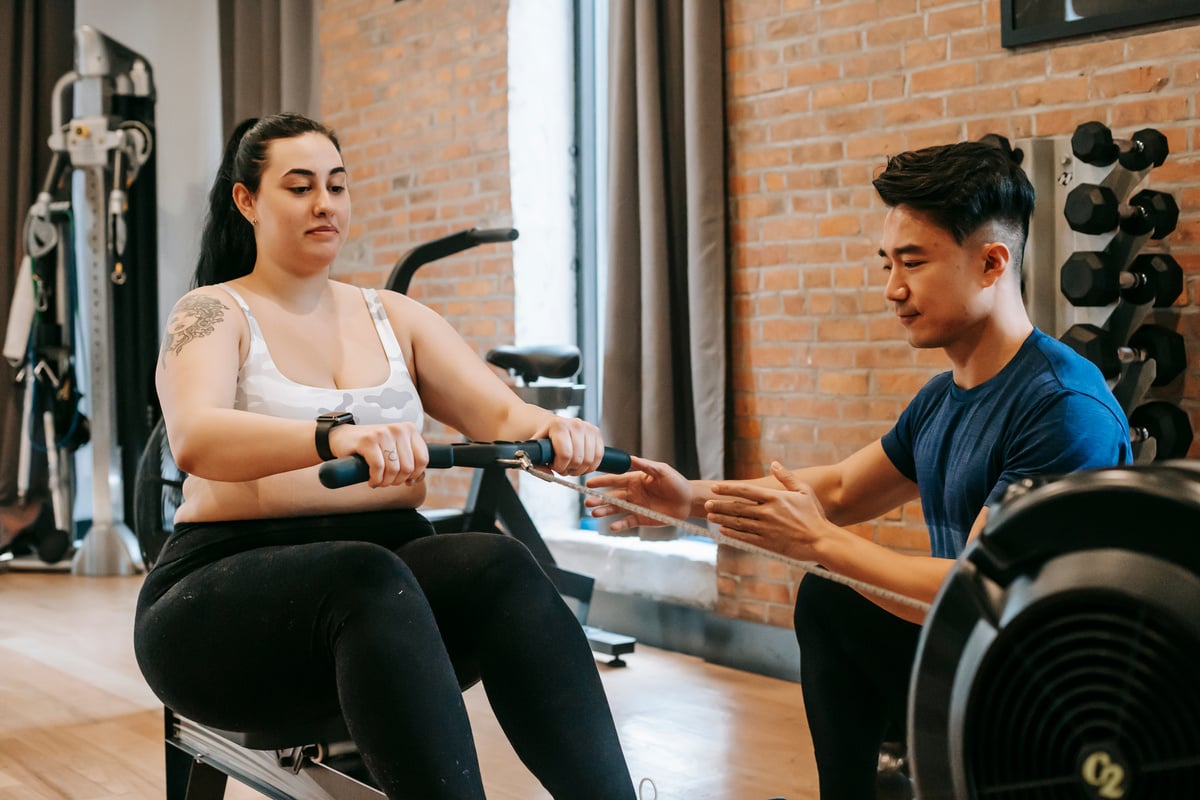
left=587, top=141, right=1131, bottom=798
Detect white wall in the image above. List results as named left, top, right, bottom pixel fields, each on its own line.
left=74, top=0, right=224, bottom=321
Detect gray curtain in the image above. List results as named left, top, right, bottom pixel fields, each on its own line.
left=603, top=0, right=727, bottom=535
left=0, top=0, right=74, bottom=511
left=219, top=0, right=318, bottom=132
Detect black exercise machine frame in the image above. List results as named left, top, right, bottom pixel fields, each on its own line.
left=384, top=228, right=637, bottom=666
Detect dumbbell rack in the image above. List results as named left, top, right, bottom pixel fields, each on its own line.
left=1017, top=125, right=1191, bottom=463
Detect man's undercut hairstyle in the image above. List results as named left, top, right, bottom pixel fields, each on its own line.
left=872, top=141, right=1036, bottom=265
left=194, top=112, right=342, bottom=287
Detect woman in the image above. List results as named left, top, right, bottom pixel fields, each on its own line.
left=134, top=113, right=634, bottom=799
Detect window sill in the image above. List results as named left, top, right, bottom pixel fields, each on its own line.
left=539, top=526, right=717, bottom=609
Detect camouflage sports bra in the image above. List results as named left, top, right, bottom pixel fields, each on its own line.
left=219, top=284, right=424, bottom=428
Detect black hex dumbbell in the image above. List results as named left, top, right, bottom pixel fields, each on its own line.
left=1060, top=251, right=1184, bottom=308
left=1071, top=121, right=1169, bottom=171
left=1064, top=185, right=1179, bottom=238
left=1129, top=401, right=1194, bottom=460
left=1061, top=323, right=1186, bottom=386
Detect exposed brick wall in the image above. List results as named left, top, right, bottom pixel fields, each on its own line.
left=313, top=0, right=1199, bottom=628
left=720, top=0, right=1200, bottom=625
left=316, top=0, right=514, bottom=509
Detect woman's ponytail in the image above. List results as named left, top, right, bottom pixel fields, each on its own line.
left=193, top=118, right=259, bottom=287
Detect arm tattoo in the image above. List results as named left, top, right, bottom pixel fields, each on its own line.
left=162, top=296, right=230, bottom=360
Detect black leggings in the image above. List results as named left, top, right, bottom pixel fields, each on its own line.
left=134, top=511, right=633, bottom=799
left=793, top=577, right=921, bottom=800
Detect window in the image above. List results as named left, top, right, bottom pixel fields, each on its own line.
left=574, top=0, right=608, bottom=429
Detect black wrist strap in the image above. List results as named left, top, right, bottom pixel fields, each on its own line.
left=315, top=414, right=354, bottom=461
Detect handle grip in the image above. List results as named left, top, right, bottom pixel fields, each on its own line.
left=318, top=439, right=631, bottom=489
left=467, top=227, right=519, bottom=244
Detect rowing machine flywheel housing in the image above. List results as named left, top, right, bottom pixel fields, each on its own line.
left=909, top=463, right=1200, bottom=800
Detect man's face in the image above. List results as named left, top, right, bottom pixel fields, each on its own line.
left=878, top=205, right=992, bottom=350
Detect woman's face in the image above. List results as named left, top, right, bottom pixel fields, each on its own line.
left=237, top=132, right=350, bottom=271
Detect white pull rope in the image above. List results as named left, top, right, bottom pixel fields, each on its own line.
left=517, top=462, right=931, bottom=614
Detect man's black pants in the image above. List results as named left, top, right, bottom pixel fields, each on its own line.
left=794, top=576, right=921, bottom=799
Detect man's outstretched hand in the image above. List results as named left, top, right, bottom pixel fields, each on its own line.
left=585, top=456, right=693, bottom=532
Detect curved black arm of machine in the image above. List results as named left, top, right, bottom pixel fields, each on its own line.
left=319, top=439, right=631, bottom=489
left=387, top=227, right=519, bottom=294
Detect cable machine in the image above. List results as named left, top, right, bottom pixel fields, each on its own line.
left=3, top=25, right=158, bottom=575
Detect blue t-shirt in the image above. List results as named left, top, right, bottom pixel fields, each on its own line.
left=880, top=329, right=1130, bottom=559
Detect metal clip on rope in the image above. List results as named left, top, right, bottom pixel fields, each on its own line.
left=317, top=441, right=930, bottom=613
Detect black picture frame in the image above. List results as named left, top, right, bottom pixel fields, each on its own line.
left=1001, top=0, right=1200, bottom=48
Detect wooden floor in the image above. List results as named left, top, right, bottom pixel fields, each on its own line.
left=0, top=570, right=818, bottom=800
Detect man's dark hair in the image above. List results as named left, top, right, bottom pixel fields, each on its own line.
left=872, top=141, right=1036, bottom=254
left=194, top=113, right=341, bottom=287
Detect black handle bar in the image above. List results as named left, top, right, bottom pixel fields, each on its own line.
left=387, top=227, right=519, bottom=294
left=319, top=439, right=631, bottom=489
